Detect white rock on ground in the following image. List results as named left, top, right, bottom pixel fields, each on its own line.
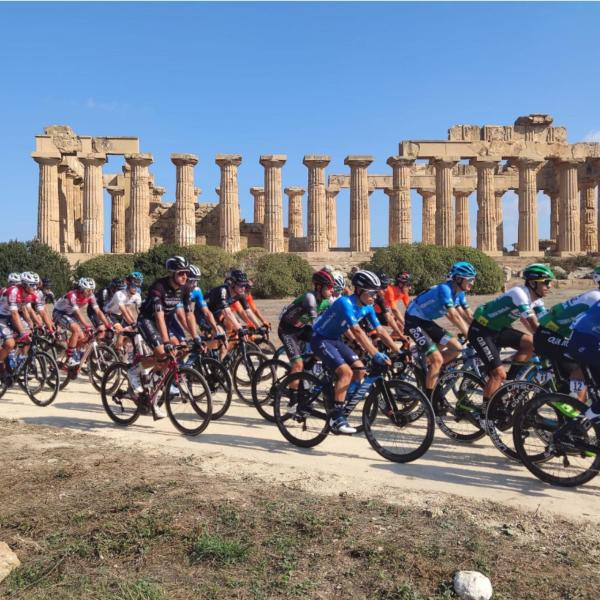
left=453, top=570, right=493, bottom=600
left=0, top=542, right=21, bottom=583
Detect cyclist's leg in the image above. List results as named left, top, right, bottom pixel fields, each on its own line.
left=568, top=331, right=600, bottom=417
left=405, top=316, right=440, bottom=397
left=0, top=321, right=15, bottom=369
left=278, top=328, right=304, bottom=386
left=467, top=321, right=504, bottom=401
left=425, top=321, right=461, bottom=365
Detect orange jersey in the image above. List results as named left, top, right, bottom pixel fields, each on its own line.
left=231, top=295, right=256, bottom=327
left=383, top=285, right=410, bottom=309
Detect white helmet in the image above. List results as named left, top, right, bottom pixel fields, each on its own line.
left=7, top=272, right=21, bottom=285
left=351, top=270, right=381, bottom=291
left=332, top=270, right=345, bottom=292
left=78, top=277, right=96, bottom=290
left=21, top=272, right=40, bottom=286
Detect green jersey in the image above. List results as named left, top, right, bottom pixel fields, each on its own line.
left=538, top=289, right=600, bottom=338
left=279, top=292, right=331, bottom=331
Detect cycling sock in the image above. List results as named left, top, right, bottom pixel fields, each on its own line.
left=66, top=348, right=74, bottom=356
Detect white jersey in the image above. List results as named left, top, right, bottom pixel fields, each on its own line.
left=103, top=290, right=141, bottom=315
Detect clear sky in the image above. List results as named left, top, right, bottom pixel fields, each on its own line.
left=2, top=1, right=600, bottom=251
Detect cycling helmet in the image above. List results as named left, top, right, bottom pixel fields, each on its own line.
left=351, top=270, right=381, bottom=291
left=323, top=264, right=335, bottom=273
left=227, top=269, right=249, bottom=285
left=41, top=277, right=51, bottom=288
left=395, top=272, right=411, bottom=285
left=78, top=277, right=96, bottom=290
left=449, top=261, right=477, bottom=280
left=332, top=271, right=345, bottom=292
left=113, top=278, right=127, bottom=291
left=21, top=272, right=40, bottom=286
left=312, top=269, right=335, bottom=288
left=188, top=264, right=201, bottom=281
left=128, top=271, right=144, bottom=285
left=165, top=255, right=189, bottom=272
left=109, top=277, right=122, bottom=288
left=593, top=266, right=600, bottom=284
left=523, top=263, right=554, bottom=281
left=376, top=271, right=391, bottom=289
left=7, top=272, right=21, bottom=285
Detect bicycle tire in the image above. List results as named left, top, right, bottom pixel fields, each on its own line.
left=100, top=361, right=141, bottom=426
left=23, top=351, right=60, bottom=407
left=165, top=366, right=212, bottom=436
left=232, top=350, right=266, bottom=404
left=192, top=356, right=232, bottom=420
left=273, top=371, right=330, bottom=448
left=363, top=379, right=435, bottom=463
left=89, top=344, right=119, bottom=391
left=431, top=369, right=486, bottom=442
left=251, top=358, right=291, bottom=422
left=513, top=393, right=600, bottom=487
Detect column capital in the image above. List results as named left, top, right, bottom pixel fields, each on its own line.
left=326, top=186, right=340, bottom=197
left=386, top=156, right=414, bottom=169
left=470, top=158, right=501, bottom=169
left=344, top=155, right=373, bottom=168
left=558, top=157, right=585, bottom=168
left=260, top=155, right=287, bottom=168
left=31, top=151, right=61, bottom=165
left=153, top=186, right=166, bottom=195
left=106, top=186, right=125, bottom=196
left=125, top=153, right=153, bottom=167
left=284, top=186, right=305, bottom=196
left=250, top=186, right=264, bottom=197
left=416, top=188, right=436, bottom=198
left=383, top=187, right=393, bottom=197
left=215, top=154, right=242, bottom=167
left=454, top=188, right=473, bottom=197
left=303, top=155, right=331, bottom=168
left=432, top=157, right=460, bottom=167
left=516, top=157, right=544, bottom=169
left=495, top=189, right=507, bottom=197
left=79, top=153, right=107, bottom=167
left=170, top=153, right=198, bottom=166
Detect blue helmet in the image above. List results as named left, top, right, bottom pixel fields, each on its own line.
left=128, top=271, right=144, bottom=285
left=448, top=261, right=477, bottom=280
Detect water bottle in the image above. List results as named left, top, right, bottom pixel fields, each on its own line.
left=7, top=351, right=16, bottom=370
left=15, top=353, right=26, bottom=368
left=344, top=376, right=376, bottom=416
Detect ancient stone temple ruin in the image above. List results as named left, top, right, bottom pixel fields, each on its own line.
left=33, top=115, right=600, bottom=258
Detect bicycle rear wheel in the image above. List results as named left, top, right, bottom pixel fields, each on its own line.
left=232, top=350, right=266, bottom=404
left=100, top=362, right=141, bottom=426
left=165, top=367, right=212, bottom=436
left=273, top=371, right=330, bottom=448
left=251, top=358, right=290, bottom=422
left=513, top=393, right=600, bottom=487
left=431, top=370, right=486, bottom=442
left=192, top=356, right=232, bottom=420
left=89, top=344, right=119, bottom=391
left=363, top=380, right=435, bottom=463
left=24, top=351, right=60, bottom=407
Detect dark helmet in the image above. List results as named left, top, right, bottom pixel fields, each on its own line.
left=227, top=269, right=249, bottom=285
left=114, top=278, right=127, bottom=291
left=41, top=277, right=52, bottom=288
left=351, top=270, right=381, bottom=291
left=109, top=277, right=122, bottom=289
left=312, top=269, right=335, bottom=288
left=165, top=255, right=189, bottom=272
left=375, top=271, right=391, bottom=289
left=395, top=272, right=411, bottom=285
left=187, top=264, right=201, bottom=281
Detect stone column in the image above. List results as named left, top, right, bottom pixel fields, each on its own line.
left=260, top=155, right=287, bottom=253
left=285, top=187, right=305, bottom=239
left=516, top=158, right=543, bottom=256
left=558, top=159, right=582, bottom=255
left=548, top=190, right=560, bottom=244
left=433, top=159, right=458, bottom=247
left=170, top=153, right=198, bottom=248
left=126, top=153, right=153, bottom=253
left=216, top=154, right=242, bottom=253
left=58, top=164, right=76, bottom=253
left=32, top=152, right=61, bottom=251
left=387, top=157, right=414, bottom=244
left=108, top=186, right=126, bottom=253
left=72, top=176, right=83, bottom=253
left=454, top=190, right=472, bottom=247
left=579, top=176, right=598, bottom=253
left=495, top=190, right=505, bottom=252
left=79, top=153, right=107, bottom=254
left=417, top=189, right=436, bottom=244
left=345, top=155, right=373, bottom=252
left=326, top=187, right=339, bottom=248
left=471, top=159, right=500, bottom=255
left=303, top=155, right=330, bottom=252
left=250, top=187, right=265, bottom=224
left=152, top=186, right=165, bottom=205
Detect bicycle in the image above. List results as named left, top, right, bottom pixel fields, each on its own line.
left=513, top=364, right=600, bottom=487
left=0, top=329, right=60, bottom=407
left=272, top=359, right=435, bottom=463
left=250, top=325, right=277, bottom=356
left=100, top=344, right=212, bottom=436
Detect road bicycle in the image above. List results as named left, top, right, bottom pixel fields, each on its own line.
left=100, top=344, right=212, bottom=436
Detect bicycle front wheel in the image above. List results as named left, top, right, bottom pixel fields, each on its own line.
left=192, top=356, right=232, bottom=420
left=363, top=380, right=435, bottom=463
left=24, top=351, right=60, bottom=407
left=232, top=350, right=266, bottom=404
left=165, top=367, right=212, bottom=436
left=100, top=362, right=141, bottom=426
left=513, top=393, right=600, bottom=487
left=89, top=344, right=118, bottom=391
left=252, top=358, right=290, bottom=422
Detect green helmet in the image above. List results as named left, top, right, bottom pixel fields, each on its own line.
left=523, top=263, right=554, bottom=281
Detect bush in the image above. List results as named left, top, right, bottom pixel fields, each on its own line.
left=0, top=240, right=71, bottom=296
left=363, top=244, right=504, bottom=295
left=73, top=254, right=136, bottom=290
left=234, top=247, right=267, bottom=281
left=548, top=255, right=599, bottom=273
left=252, top=253, right=313, bottom=298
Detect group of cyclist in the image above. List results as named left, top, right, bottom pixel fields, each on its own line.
left=1, top=255, right=600, bottom=429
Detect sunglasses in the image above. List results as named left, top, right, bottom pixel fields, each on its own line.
left=463, top=277, right=476, bottom=284
left=361, top=289, right=378, bottom=297
left=535, top=279, right=552, bottom=286
left=175, top=270, right=189, bottom=277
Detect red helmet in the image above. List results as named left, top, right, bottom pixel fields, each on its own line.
left=396, top=272, right=411, bottom=285
left=312, top=269, right=335, bottom=287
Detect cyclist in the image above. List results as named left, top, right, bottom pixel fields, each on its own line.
left=278, top=269, right=335, bottom=379
left=128, top=271, right=144, bottom=290
left=468, top=262, right=554, bottom=404
left=331, top=271, right=345, bottom=302
left=2, top=273, right=22, bottom=296
left=311, top=270, right=399, bottom=435
left=374, top=272, right=407, bottom=342
left=405, top=262, right=475, bottom=400
left=39, top=277, right=56, bottom=305
left=33, top=278, right=56, bottom=333
left=102, top=278, right=141, bottom=353
left=532, top=266, right=600, bottom=399
left=53, top=277, right=113, bottom=366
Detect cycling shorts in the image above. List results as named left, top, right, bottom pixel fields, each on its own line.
left=88, top=311, right=102, bottom=329
left=567, top=330, right=600, bottom=370
left=52, top=310, right=76, bottom=329
left=310, top=334, right=359, bottom=372
left=533, top=327, right=579, bottom=380
left=467, top=320, right=524, bottom=371
left=138, top=317, right=185, bottom=349
left=166, top=313, right=186, bottom=342
left=106, top=313, right=125, bottom=326
left=405, top=315, right=451, bottom=356
left=278, top=325, right=311, bottom=362
left=0, top=318, right=15, bottom=342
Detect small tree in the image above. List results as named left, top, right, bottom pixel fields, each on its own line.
left=73, top=255, right=136, bottom=291
left=252, top=253, right=313, bottom=298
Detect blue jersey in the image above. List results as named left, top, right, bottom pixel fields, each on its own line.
left=189, top=286, right=207, bottom=309
left=312, top=294, right=380, bottom=340
left=571, top=299, right=600, bottom=336
left=406, top=281, right=469, bottom=321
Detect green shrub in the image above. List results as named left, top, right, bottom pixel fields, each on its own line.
left=252, top=253, right=313, bottom=298
left=363, top=244, right=504, bottom=294
left=73, top=254, right=136, bottom=290
left=548, top=255, right=599, bottom=273
left=0, top=240, right=71, bottom=295
left=234, top=247, right=267, bottom=281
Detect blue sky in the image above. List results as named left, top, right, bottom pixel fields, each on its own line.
left=2, top=1, right=600, bottom=251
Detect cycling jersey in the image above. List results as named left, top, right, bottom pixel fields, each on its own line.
left=189, top=286, right=208, bottom=310
left=406, top=281, right=469, bottom=321
left=570, top=299, right=600, bottom=336
left=206, top=285, right=248, bottom=316
left=312, top=295, right=380, bottom=340
left=473, top=285, right=545, bottom=332
left=279, top=292, right=330, bottom=331
left=538, top=289, right=600, bottom=338
left=383, top=285, right=410, bottom=310
left=567, top=300, right=600, bottom=369
left=51, top=289, right=98, bottom=316
left=373, top=294, right=391, bottom=316
left=0, top=285, right=36, bottom=318
left=139, top=277, right=186, bottom=319
left=32, top=289, right=49, bottom=313
left=103, top=290, right=142, bottom=316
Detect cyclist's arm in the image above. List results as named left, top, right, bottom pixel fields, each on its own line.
left=35, top=302, right=55, bottom=331
left=9, top=307, right=26, bottom=336
left=242, top=307, right=263, bottom=329
left=521, top=314, right=539, bottom=334
left=119, top=303, right=136, bottom=326
left=201, top=307, right=222, bottom=335
left=457, top=305, right=473, bottom=323
left=70, top=306, right=88, bottom=329
left=349, top=323, right=379, bottom=357
left=93, top=305, right=112, bottom=328
left=153, top=310, right=171, bottom=344
left=375, top=324, right=400, bottom=354
left=222, top=306, right=244, bottom=332
left=446, top=306, right=469, bottom=338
